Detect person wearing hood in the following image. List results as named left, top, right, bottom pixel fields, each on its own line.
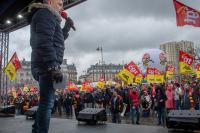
left=28, top=0, right=75, bottom=132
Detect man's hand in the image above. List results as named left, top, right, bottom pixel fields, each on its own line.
left=51, top=69, right=63, bottom=83
left=47, top=66, right=63, bottom=83
left=63, top=17, right=75, bottom=32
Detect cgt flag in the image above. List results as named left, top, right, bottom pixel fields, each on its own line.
left=173, top=0, right=200, bottom=27
left=179, top=50, right=193, bottom=74
left=146, top=68, right=155, bottom=83
left=124, top=61, right=141, bottom=77
left=166, top=64, right=175, bottom=79
left=4, top=52, right=21, bottom=81
left=154, top=68, right=164, bottom=84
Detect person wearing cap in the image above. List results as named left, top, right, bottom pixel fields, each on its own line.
left=28, top=0, right=75, bottom=132
left=129, top=84, right=140, bottom=124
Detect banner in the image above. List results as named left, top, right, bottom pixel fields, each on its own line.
left=124, top=61, right=141, bottom=76
left=4, top=52, right=21, bottom=81
left=135, top=75, right=142, bottom=84
left=117, top=68, right=135, bottom=84
left=196, top=64, right=200, bottom=79
left=154, top=68, right=164, bottom=83
left=146, top=68, right=155, bottom=83
left=173, top=0, right=200, bottom=27
left=166, top=64, right=175, bottom=79
left=179, top=50, right=193, bottom=74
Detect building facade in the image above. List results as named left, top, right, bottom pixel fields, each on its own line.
left=14, top=59, right=77, bottom=86
left=160, top=40, right=194, bottom=74
left=79, top=63, right=123, bottom=82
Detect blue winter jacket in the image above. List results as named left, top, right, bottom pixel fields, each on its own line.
left=29, top=3, right=69, bottom=80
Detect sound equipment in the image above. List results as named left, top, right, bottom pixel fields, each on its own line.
left=77, top=108, right=107, bottom=124
left=166, top=110, right=200, bottom=130
left=0, top=105, right=15, bottom=116
left=24, top=106, right=38, bottom=120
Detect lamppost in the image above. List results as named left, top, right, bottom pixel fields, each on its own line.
left=96, top=46, right=105, bottom=80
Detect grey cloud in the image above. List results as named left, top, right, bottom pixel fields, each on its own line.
left=10, top=0, right=200, bottom=75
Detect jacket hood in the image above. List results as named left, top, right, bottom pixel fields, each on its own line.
left=28, top=3, right=62, bottom=22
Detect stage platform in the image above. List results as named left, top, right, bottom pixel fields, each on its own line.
left=0, top=116, right=198, bottom=133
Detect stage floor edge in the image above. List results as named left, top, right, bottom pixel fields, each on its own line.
left=0, top=116, right=169, bottom=133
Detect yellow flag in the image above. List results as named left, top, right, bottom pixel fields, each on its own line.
left=179, top=62, right=193, bottom=74
left=4, top=52, right=21, bottom=81
left=155, top=74, right=164, bottom=83
left=166, top=71, right=174, bottom=79
left=117, top=68, right=135, bottom=84
left=135, top=76, right=142, bottom=84
left=4, top=62, right=17, bottom=81
left=166, top=64, right=175, bottom=79
left=96, top=81, right=105, bottom=89
left=196, top=64, right=200, bottom=79
left=146, top=68, right=155, bottom=83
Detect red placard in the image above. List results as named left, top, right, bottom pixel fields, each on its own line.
left=124, top=61, right=141, bottom=76
left=146, top=68, right=155, bottom=75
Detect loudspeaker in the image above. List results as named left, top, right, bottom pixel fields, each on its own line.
left=77, top=108, right=107, bottom=124
left=24, top=106, right=38, bottom=120
left=0, top=105, right=15, bottom=115
left=166, top=110, right=200, bottom=130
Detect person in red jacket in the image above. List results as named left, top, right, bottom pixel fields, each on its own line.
left=129, top=84, right=140, bottom=124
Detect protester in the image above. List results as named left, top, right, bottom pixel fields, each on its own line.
left=129, top=84, right=140, bottom=124
left=109, top=90, right=123, bottom=123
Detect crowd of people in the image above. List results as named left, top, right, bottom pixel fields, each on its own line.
left=1, top=79, right=200, bottom=126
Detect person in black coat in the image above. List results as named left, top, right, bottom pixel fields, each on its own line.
left=28, top=0, right=74, bottom=132
left=154, top=84, right=167, bottom=125
left=109, top=90, right=123, bottom=123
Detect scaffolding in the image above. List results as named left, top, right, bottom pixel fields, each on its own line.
left=0, top=32, right=9, bottom=107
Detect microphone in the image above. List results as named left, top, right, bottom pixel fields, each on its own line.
left=61, top=11, right=76, bottom=31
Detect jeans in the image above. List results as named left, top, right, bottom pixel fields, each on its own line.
left=32, top=74, right=55, bottom=133
left=157, top=107, right=165, bottom=125
left=111, top=112, right=121, bottom=123
left=130, top=107, right=140, bottom=124
left=175, top=100, right=181, bottom=110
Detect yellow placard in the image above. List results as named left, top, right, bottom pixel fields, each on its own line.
left=196, top=71, right=200, bottom=79
left=179, top=62, right=193, bottom=74
left=147, top=74, right=155, bottom=83
left=135, top=76, right=142, bottom=84
left=117, top=68, right=135, bottom=84
left=155, top=75, right=164, bottom=83
left=166, top=71, right=174, bottom=79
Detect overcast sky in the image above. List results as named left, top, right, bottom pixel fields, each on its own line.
left=10, top=0, right=200, bottom=76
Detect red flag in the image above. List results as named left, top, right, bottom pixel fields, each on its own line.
left=179, top=50, right=193, bottom=66
left=173, top=0, right=200, bottom=27
left=10, top=52, right=21, bottom=70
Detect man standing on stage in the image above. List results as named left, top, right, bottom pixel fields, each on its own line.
left=28, top=0, right=74, bottom=132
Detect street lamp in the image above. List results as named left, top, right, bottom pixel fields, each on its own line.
left=96, top=46, right=105, bottom=80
